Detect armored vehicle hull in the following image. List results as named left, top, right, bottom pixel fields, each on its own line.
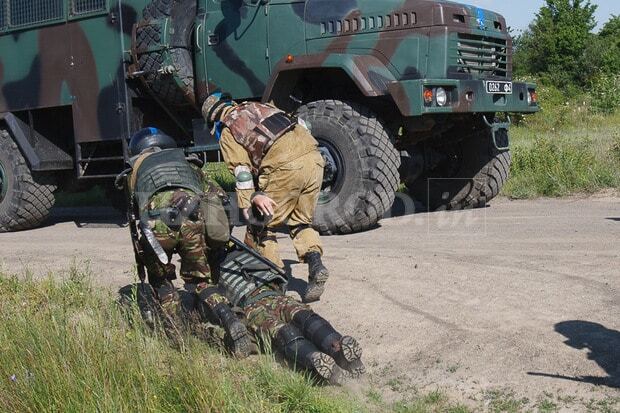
left=0, top=0, right=538, bottom=233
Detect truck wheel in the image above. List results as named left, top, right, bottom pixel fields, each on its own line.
left=136, top=0, right=196, bottom=106
left=407, top=128, right=511, bottom=210
left=0, top=128, right=56, bottom=232
left=297, top=100, right=400, bottom=235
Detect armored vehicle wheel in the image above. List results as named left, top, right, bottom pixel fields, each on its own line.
left=0, top=128, right=56, bottom=232
left=136, top=0, right=196, bottom=106
left=407, top=128, right=511, bottom=211
left=297, top=100, right=400, bottom=235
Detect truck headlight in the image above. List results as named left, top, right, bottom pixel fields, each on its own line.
left=436, top=87, right=448, bottom=107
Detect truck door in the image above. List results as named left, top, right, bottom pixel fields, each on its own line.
left=203, top=0, right=270, bottom=98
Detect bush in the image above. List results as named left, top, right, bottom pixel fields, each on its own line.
left=589, top=74, right=620, bottom=114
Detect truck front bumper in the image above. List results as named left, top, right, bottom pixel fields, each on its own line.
left=387, top=79, right=539, bottom=117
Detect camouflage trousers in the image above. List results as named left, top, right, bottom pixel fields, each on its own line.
left=142, top=189, right=215, bottom=287
left=248, top=151, right=325, bottom=268
left=243, top=288, right=312, bottom=342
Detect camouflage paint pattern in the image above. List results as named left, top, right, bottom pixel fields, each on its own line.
left=0, top=0, right=150, bottom=144
left=1, top=0, right=536, bottom=178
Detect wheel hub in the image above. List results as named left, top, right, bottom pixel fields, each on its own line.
left=0, top=161, right=7, bottom=203
left=317, top=144, right=341, bottom=204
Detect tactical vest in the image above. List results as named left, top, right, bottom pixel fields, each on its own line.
left=133, top=148, right=203, bottom=211
left=219, top=249, right=287, bottom=307
left=221, top=102, right=296, bottom=171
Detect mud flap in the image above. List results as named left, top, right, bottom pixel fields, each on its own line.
left=483, top=115, right=511, bottom=151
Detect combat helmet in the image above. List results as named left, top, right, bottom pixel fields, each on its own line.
left=202, top=92, right=233, bottom=127
left=128, top=127, right=177, bottom=157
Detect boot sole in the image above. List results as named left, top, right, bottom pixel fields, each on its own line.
left=339, top=336, right=366, bottom=377
left=227, top=321, right=253, bottom=358
left=309, top=352, right=347, bottom=385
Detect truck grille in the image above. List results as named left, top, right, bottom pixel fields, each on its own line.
left=453, top=33, right=509, bottom=78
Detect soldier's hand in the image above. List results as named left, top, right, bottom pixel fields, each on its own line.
left=252, top=194, right=277, bottom=217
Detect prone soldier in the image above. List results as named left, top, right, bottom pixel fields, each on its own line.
left=117, top=127, right=252, bottom=356
left=202, top=93, right=329, bottom=302
left=214, top=245, right=365, bottom=383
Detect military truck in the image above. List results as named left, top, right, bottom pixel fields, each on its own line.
left=0, top=0, right=538, bottom=234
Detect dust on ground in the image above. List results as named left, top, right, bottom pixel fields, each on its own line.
left=1, top=196, right=618, bottom=411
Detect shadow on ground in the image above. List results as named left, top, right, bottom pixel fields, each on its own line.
left=528, top=320, right=620, bottom=388
left=47, top=207, right=127, bottom=228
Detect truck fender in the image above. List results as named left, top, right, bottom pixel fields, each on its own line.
left=0, top=112, right=73, bottom=171
left=262, top=53, right=396, bottom=105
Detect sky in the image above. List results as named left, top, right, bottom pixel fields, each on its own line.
left=463, top=0, right=620, bottom=33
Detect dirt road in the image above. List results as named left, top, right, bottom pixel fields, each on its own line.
left=1, top=196, right=618, bottom=410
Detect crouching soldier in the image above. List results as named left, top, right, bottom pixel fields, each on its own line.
left=215, top=247, right=365, bottom=383
left=118, top=127, right=252, bottom=356
left=202, top=93, right=329, bottom=303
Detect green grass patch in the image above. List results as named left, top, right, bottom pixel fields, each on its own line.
left=0, top=267, right=359, bottom=412
left=205, top=161, right=236, bottom=193
left=503, top=111, right=620, bottom=198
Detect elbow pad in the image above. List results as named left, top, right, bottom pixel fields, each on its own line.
left=234, top=165, right=254, bottom=190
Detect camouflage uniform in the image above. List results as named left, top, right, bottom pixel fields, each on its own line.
left=216, top=248, right=365, bottom=380
left=214, top=103, right=325, bottom=269
left=129, top=149, right=229, bottom=313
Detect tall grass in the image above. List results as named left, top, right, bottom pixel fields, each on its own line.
left=503, top=84, right=620, bottom=198
left=0, top=268, right=358, bottom=413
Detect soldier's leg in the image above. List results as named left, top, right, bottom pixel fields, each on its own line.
left=256, top=163, right=304, bottom=269
left=291, top=309, right=365, bottom=377
left=141, top=224, right=181, bottom=319
left=244, top=294, right=344, bottom=384
left=265, top=293, right=364, bottom=376
left=178, top=218, right=252, bottom=357
left=197, top=286, right=253, bottom=358
left=287, top=153, right=329, bottom=302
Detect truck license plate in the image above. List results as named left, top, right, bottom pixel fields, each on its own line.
left=486, top=81, right=513, bottom=94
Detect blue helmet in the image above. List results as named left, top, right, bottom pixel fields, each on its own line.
left=128, top=127, right=177, bottom=157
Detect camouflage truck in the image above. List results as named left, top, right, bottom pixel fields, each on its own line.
left=0, top=0, right=538, bottom=234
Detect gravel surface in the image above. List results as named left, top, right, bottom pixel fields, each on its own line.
left=1, top=196, right=618, bottom=409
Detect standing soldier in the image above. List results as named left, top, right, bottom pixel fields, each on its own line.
left=201, top=93, right=329, bottom=303
left=120, top=127, right=252, bottom=356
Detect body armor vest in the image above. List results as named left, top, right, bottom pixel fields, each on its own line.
left=219, top=250, right=287, bottom=307
left=133, top=149, right=203, bottom=211
left=221, top=102, right=296, bottom=171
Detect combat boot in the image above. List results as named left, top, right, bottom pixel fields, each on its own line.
left=292, top=310, right=365, bottom=377
left=274, top=324, right=346, bottom=385
left=303, top=252, right=329, bottom=303
left=196, top=285, right=253, bottom=358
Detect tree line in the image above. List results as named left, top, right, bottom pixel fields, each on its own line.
left=513, top=0, right=619, bottom=111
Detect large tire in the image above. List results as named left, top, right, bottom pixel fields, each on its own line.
left=136, top=0, right=196, bottom=107
left=0, top=128, right=56, bottom=232
left=407, top=128, right=511, bottom=210
left=297, top=100, right=400, bottom=235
